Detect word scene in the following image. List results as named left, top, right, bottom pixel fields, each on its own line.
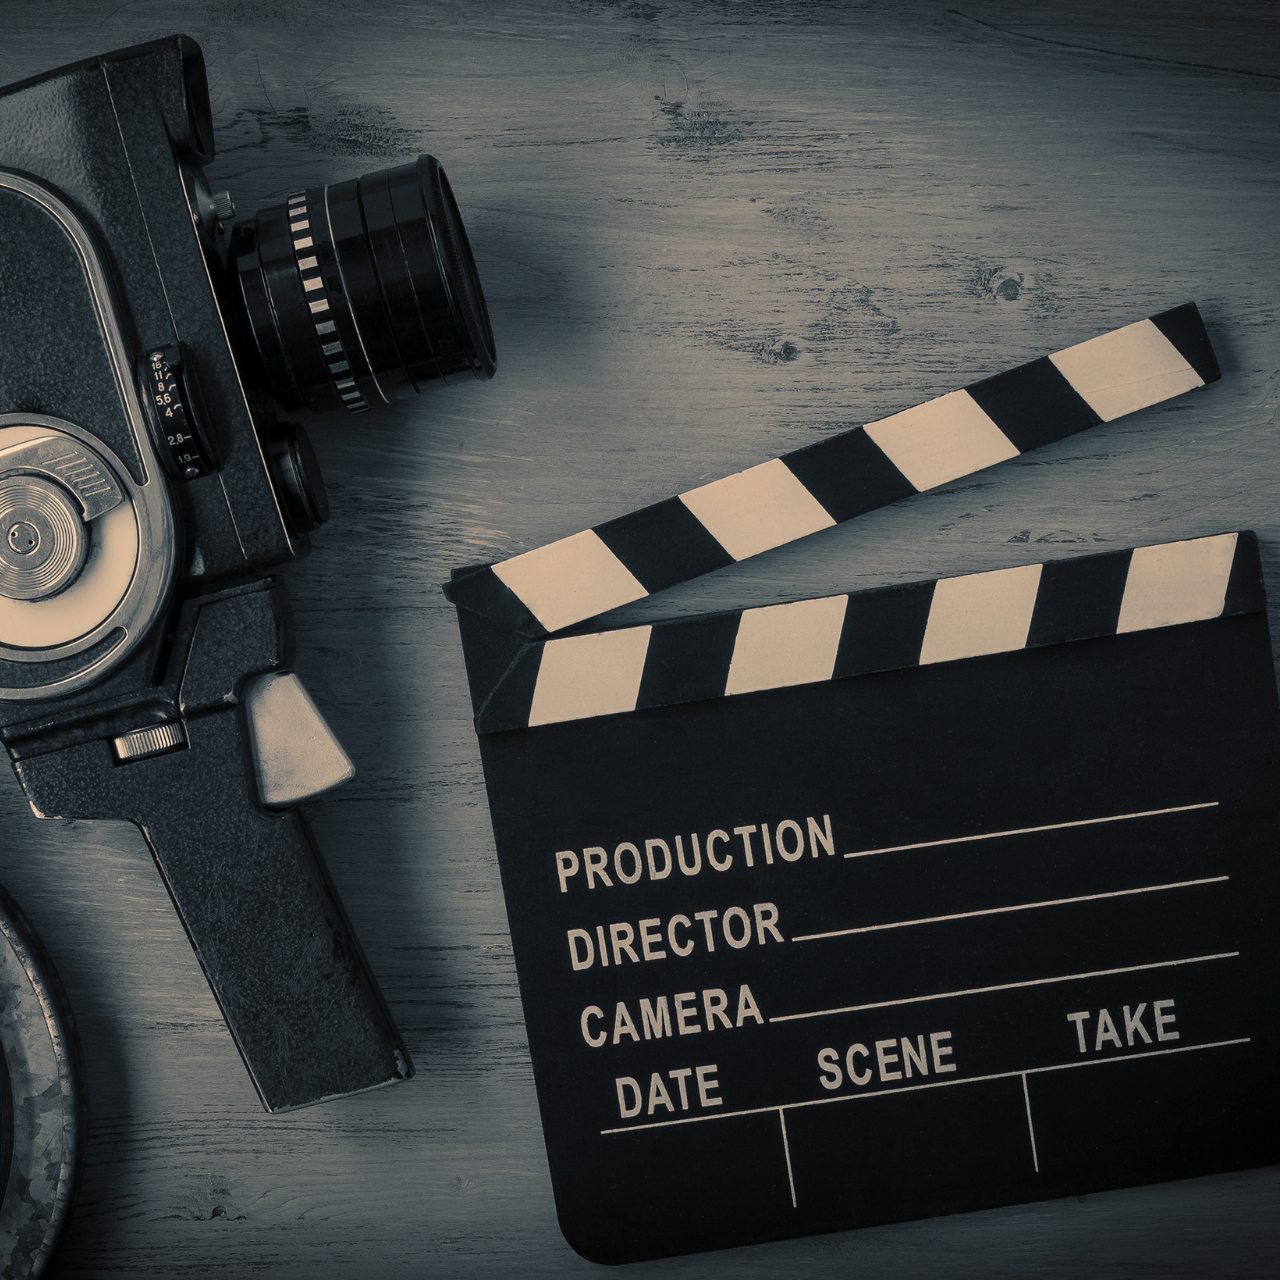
left=818, top=1031, right=956, bottom=1090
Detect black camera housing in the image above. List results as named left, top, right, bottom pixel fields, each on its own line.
left=0, top=36, right=492, bottom=1110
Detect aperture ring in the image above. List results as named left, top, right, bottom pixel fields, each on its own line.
left=286, top=192, right=369, bottom=414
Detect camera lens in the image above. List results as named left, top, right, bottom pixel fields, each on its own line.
left=231, top=155, right=496, bottom=415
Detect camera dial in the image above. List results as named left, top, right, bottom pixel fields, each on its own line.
left=0, top=430, right=128, bottom=606
left=0, top=425, right=134, bottom=635
left=0, top=414, right=172, bottom=702
left=0, top=477, right=88, bottom=600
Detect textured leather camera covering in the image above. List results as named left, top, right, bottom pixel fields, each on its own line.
left=12, top=580, right=411, bottom=1112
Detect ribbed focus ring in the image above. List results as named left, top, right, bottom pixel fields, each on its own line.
left=285, top=191, right=369, bottom=413
left=232, top=154, right=495, bottom=418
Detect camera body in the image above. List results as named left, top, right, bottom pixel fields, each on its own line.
left=0, top=36, right=493, bottom=1110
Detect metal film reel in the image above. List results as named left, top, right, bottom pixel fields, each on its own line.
left=0, top=883, right=84, bottom=1277
left=0, top=418, right=171, bottom=702
left=0, top=168, right=178, bottom=705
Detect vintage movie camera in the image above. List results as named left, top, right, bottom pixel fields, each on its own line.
left=0, top=35, right=496, bottom=1111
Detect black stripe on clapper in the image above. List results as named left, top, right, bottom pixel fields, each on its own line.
left=595, top=497, right=735, bottom=594
left=458, top=603, right=544, bottom=730
left=637, top=611, right=741, bottom=709
left=1151, top=301, right=1222, bottom=386
left=1026, top=550, right=1133, bottom=648
left=834, top=580, right=936, bottom=677
left=447, top=564, right=547, bottom=638
left=782, top=428, right=917, bottom=522
left=1223, top=530, right=1265, bottom=616
left=966, top=357, right=1101, bottom=454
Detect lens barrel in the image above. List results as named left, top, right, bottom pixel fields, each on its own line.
left=232, top=155, right=496, bottom=415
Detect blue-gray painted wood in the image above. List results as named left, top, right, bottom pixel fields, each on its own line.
left=0, top=2, right=1276, bottom=1274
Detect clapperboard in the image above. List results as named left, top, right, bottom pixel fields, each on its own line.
left=446, top=304, right=1280, bottom=1263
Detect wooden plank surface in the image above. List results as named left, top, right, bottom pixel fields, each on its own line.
left=0, top=1, right=1278, bottom=1274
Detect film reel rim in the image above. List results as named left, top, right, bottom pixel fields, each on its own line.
left=0, top=881, right=84, bottom=1279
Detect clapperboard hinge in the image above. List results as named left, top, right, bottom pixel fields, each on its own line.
left=446, top=302, right=1220, bottom=646
left=468, top=532, right=1265, bottom=733
left=446, top=303, right=1235, bottom=733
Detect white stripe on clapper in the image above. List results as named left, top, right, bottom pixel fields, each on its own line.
left=492, top=529, right=646, bottom=634
left=679, top=457, right=835, bottom=561
left=918, top=563, right=1042, bottom=665
left=724, top=594, right=848, bottom=696
left=1117, top=533, right=1236, bottom=634
left=863, top=389, right=1018, bottom=492
left=528, top=626, right=651, bottom=726
left=1049, top=318, right=1201, bottom=422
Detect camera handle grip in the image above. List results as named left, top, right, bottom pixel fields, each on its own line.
left=15, top=707, right=412, bottom=1111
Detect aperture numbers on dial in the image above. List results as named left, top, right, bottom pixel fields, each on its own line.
left=145, top=347, right=210, bottom=480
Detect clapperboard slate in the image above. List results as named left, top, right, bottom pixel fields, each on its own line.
left=446, top=304, right=1280, bottom=1263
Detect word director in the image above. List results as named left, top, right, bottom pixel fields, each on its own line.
left=567, top=903, right=783, bottom=970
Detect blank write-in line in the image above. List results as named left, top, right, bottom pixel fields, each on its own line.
left=778, top=1111, right=797, bottom=1209
left=768, top=951, right=1239, bottom=1024
left=599, top=1037, right=1251, bottom=1135
left=1022, top=1073, right=1039, bottom=1174
left=790, top=876, right=1229, bottom=943
left=842, top=801, right=1219, bottom=860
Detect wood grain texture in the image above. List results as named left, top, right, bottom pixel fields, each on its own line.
left=0, top=0, right=1277, bottom=1274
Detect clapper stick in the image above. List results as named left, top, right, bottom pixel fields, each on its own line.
left=476, top=533, right=1264, bottom=733
left=447, top=301, right=1280, bottom=1265
left=446, top=303, right=1219, bottom=638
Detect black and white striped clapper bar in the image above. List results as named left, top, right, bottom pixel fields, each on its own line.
left=446, top=304, right=1280, bottom=1265
left=448, top=302, right=1219, bottom=637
